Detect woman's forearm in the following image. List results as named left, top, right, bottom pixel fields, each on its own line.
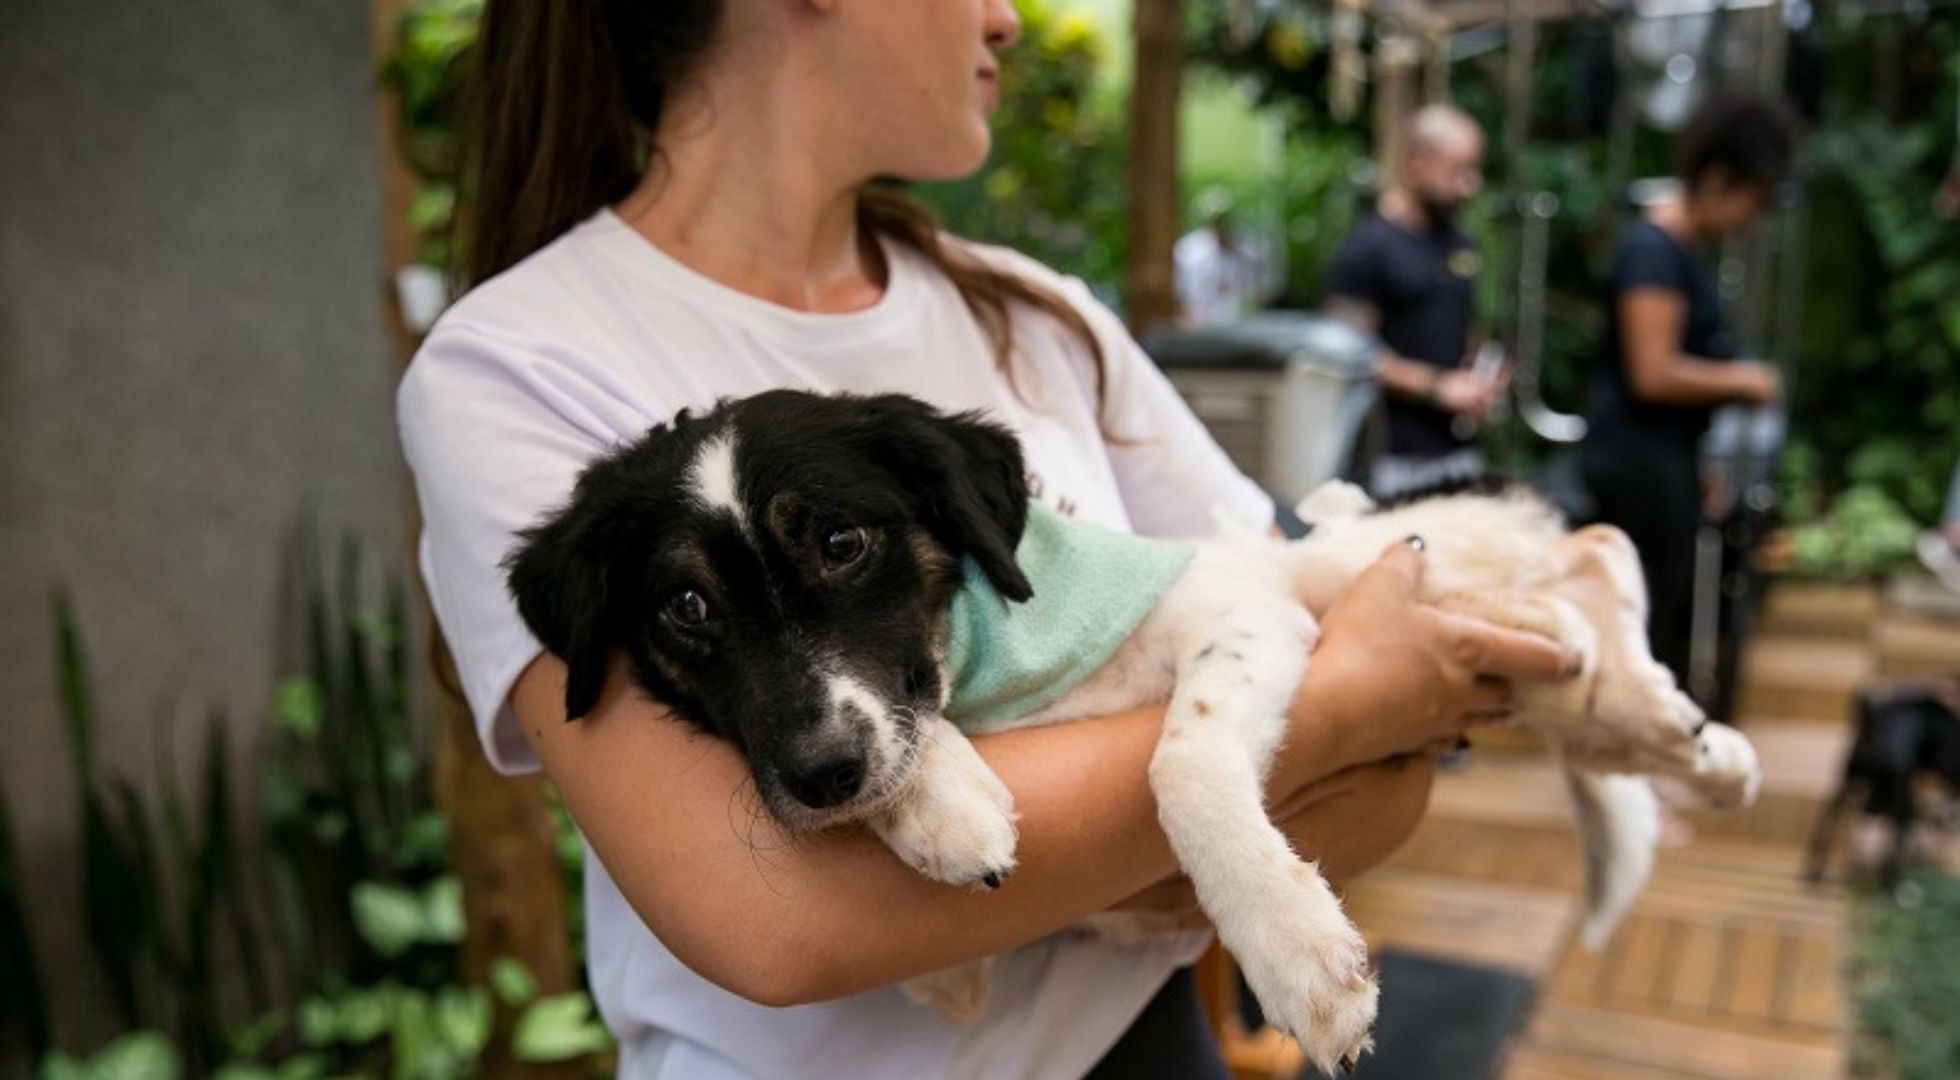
left=517, top=646, right=1374, bottom=1006
left=1629, top=351, right=1768, bottom=407
left=1619, top=287, right=1773, bottom=408
left=516, top=654, right=1182, bottom=1004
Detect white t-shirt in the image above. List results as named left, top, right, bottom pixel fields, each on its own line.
left=396, top=208, right=1271, bottom=1080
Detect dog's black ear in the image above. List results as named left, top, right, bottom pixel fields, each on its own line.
left=862, top=396, right=1033, bottom=602
left=504, top=480, right=632, bottom=721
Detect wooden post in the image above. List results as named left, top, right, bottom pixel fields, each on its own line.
left=1124, top=0, right=1184, bottom=336
left=366, top=3, right=580, bottom=1076
left=1373, top=30, right=1421, bottom=190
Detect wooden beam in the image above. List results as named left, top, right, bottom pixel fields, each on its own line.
left=1124, top=0, right=1184, bottom=336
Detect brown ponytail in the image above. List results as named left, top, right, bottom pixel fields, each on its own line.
left=454, top=0, right=1107, bottom=415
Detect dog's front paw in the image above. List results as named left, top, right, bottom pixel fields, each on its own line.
left=1236, top=912, right=1378, bottom=1075
left=901, top=959, right=995, bottom=1022
left=874, top=764, right=1019, bottom=890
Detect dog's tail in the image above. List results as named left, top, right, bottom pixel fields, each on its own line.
left=1565, top=765, right=1661, bottom=950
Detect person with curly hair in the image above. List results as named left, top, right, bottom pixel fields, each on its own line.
left=1580, top=92, right=1802, bottom=691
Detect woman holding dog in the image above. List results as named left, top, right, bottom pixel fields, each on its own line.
left=1579, top=93, right=1799, bottom=694
left=397, top=1, right=1577, bottom=1076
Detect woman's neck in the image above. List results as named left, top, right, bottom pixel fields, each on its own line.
left=612, top=78, right=886, bottom=314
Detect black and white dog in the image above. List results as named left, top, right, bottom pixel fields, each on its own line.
left=1805, top=679, right=1960, bottom=886
left=506, top=390, right=1759, bottom=1073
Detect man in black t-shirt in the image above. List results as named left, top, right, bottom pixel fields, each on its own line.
left=1324, top=105, right=1504, bottom=498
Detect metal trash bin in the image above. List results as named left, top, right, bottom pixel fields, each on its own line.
left=1141, top=312, right=1378, bottom=506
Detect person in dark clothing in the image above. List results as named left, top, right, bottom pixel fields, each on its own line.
left=1580, top=93, right=1798, bottom=690
left=1325, top=105, right=1507, bottom=498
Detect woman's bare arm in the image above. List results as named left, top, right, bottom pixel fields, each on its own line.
left=519, top=653, right=1192, bottom=1006
left=1620, top=288, right=1779, bottom=407
left=520, top=542, right=1574, bottom=1007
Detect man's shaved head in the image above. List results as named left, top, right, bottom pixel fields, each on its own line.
left=1402, top=105, right=1486, bottom=224
left=1407, top=105, right=1483, bottom=159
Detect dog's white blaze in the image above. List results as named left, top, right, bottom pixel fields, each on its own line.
left=823, top=672, right=884, bottom=720
left=824, top=671, right=886, bottom=737
left=823, top=671, right=909, bottom=778
left=687, top=432, right=747, bottom=531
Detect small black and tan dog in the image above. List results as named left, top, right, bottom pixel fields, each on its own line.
left=504, top=388, right=1759, bottom=1072
left=1806, top=677, right=1960, bottom=886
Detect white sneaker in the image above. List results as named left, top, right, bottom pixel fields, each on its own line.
left=1918, top=530, right=1960, bottom=592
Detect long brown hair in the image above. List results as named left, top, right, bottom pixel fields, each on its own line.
left=453, top=0, right=1108, bottom=411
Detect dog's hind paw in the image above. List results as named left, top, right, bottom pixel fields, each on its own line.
left=1692, top=722, right=1762, bottom=809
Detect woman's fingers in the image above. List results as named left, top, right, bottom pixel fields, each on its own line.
left=1343, top=537, right=1429, bottom=608
left=1447, top=615, right=1581, bottom=682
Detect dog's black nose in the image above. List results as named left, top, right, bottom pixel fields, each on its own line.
left=782, top=751, right=867, bottom=809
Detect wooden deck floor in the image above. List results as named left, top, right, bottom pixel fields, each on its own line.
left=1332, top=585, right=1910, bottom=1080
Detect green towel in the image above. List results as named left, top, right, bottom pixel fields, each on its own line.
left=943, top=502, right=1194, bottom=731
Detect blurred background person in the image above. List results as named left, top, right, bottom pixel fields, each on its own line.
left=1324, top=104, right=1506, bottom=499
left=1578, top=92, right=1798, bottom=689
left=1173, top=187, right=1271, bottom=327
left=1918, top=456, right=1960, bottom=591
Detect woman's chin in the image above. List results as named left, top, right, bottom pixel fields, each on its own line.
left=882, top=129, right=993, bottom=186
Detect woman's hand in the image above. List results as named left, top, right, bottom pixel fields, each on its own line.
left=1273, top=539, right=1579, bottom=794
left=1735, top=360, right=1783, bottom=406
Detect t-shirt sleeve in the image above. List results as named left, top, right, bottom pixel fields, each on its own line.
left=1615, top=225, right=1688, bottom=295
left=396, top=319, right=651, bottom=774
left=1055, top=277, right=1274, bottom=538
left=1320, top=225, right=1383, bottom=309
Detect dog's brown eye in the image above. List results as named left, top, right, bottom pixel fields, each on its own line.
left=820, top=527, right=867, bottom=571
left=665, top=588, right=708, bottom=627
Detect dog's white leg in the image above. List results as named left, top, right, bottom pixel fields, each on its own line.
left=1146, top=571, right=1377, bottom=1075
left=871, top=717, right=1019, bottom=890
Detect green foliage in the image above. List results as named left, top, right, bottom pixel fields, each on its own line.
left=1184, top=5, right=1356, bottom=133
left=1791, top=116, right=1960, bottom=530
left=33, top=531, right=608, bottom=1078
left=1785, top=484, right=1923, bottom=581
left=1259, top=128, right=1369, bottom=308
left=349, top=878, right=464, bottom=960
left=512, top=993, right=613, bottom=1064
left=41, top=1031, right=181, bottom=1080
left=0, top=785, right=50, bottom=1061
left=1771, top=15, right=1959, bottom=582
left=915, top=0, right=1128, bottom=294
left=378, top=0, right=483, bottom=269
left=50, top=590, right=260, bottom=1070
left=1854, top=874, right=1960, bottom=1080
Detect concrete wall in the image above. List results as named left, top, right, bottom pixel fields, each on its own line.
left=0, top=0, right=406, bottom=1051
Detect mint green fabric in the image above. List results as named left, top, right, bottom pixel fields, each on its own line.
left=942, top=502, right=1194, bottom=731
